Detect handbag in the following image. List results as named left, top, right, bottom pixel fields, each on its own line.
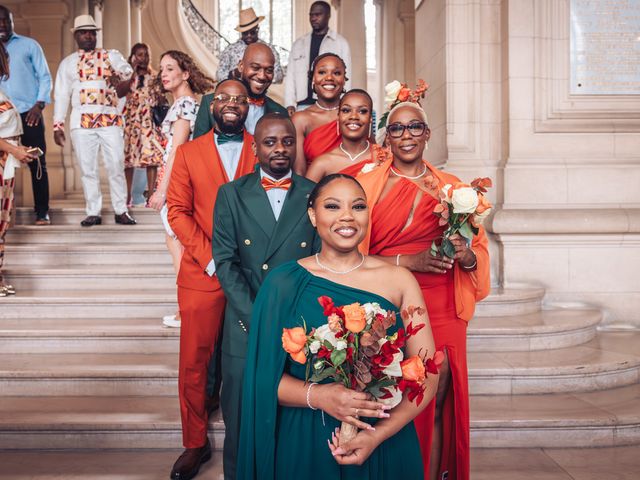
left=151, top=104, right=170, bottom=127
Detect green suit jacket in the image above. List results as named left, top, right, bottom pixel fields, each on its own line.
left=212, top=168, right=320, bottom=359
left=194, top=92, right=288, bottom=139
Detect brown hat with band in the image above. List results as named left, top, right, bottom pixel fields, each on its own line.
left=235, top=8, right=265, bottom=33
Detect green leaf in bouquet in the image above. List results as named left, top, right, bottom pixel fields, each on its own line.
left=310, top=367, right=337, bottom=383
left=365, top=377, right=397, bottom=393
left=323, top=340, right=334, bottom=350
left=330, top=348, right=347, bottom=368
left=458, top=221, right=474, bottom=243
left=442, top=237, right=456, bottom=259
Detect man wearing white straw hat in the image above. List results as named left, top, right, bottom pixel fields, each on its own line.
left=53, top=14, right=136, bottom=226
left=216, top=7, right=283, bottom=84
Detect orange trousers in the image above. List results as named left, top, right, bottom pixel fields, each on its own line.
left=177, top=285, right=226, bottom=448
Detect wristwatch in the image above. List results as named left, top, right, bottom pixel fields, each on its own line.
left=35, top=101, right=45, bottom=110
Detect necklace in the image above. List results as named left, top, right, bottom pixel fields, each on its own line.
left=315, top=253, right=365, bottom=275
left=390, top=164, right=427, bottom=180
left=340, top=141, right=370, bottom=163
left=315, top=101, right=339, bottom=111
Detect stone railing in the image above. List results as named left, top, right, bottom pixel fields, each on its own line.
left=180, top=0, right=289, bottom=67
left=180, top=0, right=230, bottom=56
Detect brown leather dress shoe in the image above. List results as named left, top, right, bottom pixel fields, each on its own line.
left=80, top=215, right=102, bottom=227
left=114, top=212, right=137, bottom=225
left=170, top=439, right=211, bottom=480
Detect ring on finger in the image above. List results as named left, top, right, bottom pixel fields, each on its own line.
left=354, top=408, right=359, bottom=416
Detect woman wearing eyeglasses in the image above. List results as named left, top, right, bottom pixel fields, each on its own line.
left=357, top=101, right=490, bottom=480
left=148, top=50, right=214, bottom=328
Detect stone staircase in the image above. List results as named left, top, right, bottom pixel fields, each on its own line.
left=0, top=197, right=638, bottom=477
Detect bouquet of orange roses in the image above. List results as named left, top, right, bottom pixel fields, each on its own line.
left=424, top=176, right=493, bottom=259
left=282, top=296, right=443, bottom=446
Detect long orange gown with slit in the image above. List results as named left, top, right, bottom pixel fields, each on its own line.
left=303, top=119, right=341, bottom=165
left=358, top=159, right=490, bottom=480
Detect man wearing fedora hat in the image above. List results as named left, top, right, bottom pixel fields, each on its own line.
left=53, top=15, right=136, bottom=226
left=215, top=7, right=283, bottom=84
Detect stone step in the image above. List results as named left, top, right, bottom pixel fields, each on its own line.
left=5, top=243, right=173, bottom=267
left=0, top=397, right=223, bottom=449
left=470, top=445, right=640, bottom=480
left=0, top=290, right=177, bottom=318
left=15, top=206, right=163, bottom=226
left=475, top=285, right=545, bottom=317
left=2, top=332, right=637, bottom=397
left=0, top=353, right=178, bottom=396
left=467, top=307, right=602, bottom=352
left=0, top=450, right=223, bottom=480
left=0, top=318, right=179, bottom=354
left=4, top=265, right=176, bottom=291
left=0, top=384, right=637, bottom=449
left=469, top=332, right=640, bottom=394
left=471, top=383, right=640, bottom=448
left=6, top=224, right=166, bottom=245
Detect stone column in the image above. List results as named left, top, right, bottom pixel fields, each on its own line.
left=335, top=0, right=367, bottom=89
left=130, top=0, right=147, bottom=45
left=11, top=1, right=70, bottom=206
left=102, top=0, right=131, bottom=55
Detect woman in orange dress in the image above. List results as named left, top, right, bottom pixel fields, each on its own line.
left=292, top=53, right=347, bottom=175
left=306, top=89, right=388, bottom=181
left=358, top=101, right=490, bottom=480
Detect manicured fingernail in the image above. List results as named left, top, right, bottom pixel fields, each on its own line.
left=368, top=425, right=376, bottom=431
left=380, top=412, right=390, bottom=418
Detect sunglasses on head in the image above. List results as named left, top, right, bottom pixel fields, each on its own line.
left=213, top=93, right=249, bottom=106
left=387, top=122, right=428, bottom=138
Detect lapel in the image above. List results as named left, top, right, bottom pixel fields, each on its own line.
left=238, top=169, right=277, bottom=238
left=264, top=96, right=284, bottom=115
left=196, top=130, right=228, bottom=184
left=265, top=173, right=310, bottom=260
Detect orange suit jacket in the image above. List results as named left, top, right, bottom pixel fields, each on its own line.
left=167, top=130, right=257, bottom=291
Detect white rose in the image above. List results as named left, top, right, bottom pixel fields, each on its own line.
left=364, top=302, right=384, bottom=324
left=314, top=324, right=338, bottom=347
left=336, top=340, right=348, bottom=351
left=384, top=80, right=402, bottom=106
left=309, top=340, right=322, bottom=354
left=451, top=187, right=479, bottom=214
left=474, top=207, right=492, bottom=225
left=441, top=184, right=452, bottom=203
left=371, top=385, right=403, bottom=409
left=382, top=350, right=404, bottom=377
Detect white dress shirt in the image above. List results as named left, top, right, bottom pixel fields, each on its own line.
left=245, top=103, right=265, bottom=135
left=260, top=169, right=292, bottom=221
left=53, top=49, right=133, bottom=131
left=214, top=133, right=244, bottom=181
left=284, top=28, right=352, bottom=108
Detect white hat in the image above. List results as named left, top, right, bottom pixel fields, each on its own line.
left=70, top=14, right=101, bottom=33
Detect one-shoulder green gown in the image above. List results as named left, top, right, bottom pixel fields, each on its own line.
left=238, top=261, right=424, bottom=480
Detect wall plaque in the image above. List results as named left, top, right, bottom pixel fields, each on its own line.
left=570, top=0, right=640, bottom=95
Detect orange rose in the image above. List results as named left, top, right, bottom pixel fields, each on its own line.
left=282, top=327, right=307, bottom=364
left=401, top=355, right=426, bottom=384
left=397, top=87, right=411, bottom=102
left=475, top=194, right=492, bottom=214
left=342, top=303, right=367, bottom=333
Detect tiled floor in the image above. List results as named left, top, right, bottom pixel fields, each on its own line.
left=1, top=446, right=639, bottom=479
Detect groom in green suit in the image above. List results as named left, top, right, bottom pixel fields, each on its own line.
left=212, top=113, right=320, bottom=479
left=194, top=42, right=287, bottom=138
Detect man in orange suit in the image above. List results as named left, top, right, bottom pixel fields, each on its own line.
left=166, top=79, right=257, bottom=480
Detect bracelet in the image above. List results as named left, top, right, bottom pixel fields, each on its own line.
left=306, top=382, right=318, bottom=410
left=396, top=254, right=402, bottom=266
left=461, top=249, right=477, bottom=271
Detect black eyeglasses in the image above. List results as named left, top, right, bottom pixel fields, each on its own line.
left=213, top=94, right=249, bottom=106
left=387, top=122, right=428, bottom=138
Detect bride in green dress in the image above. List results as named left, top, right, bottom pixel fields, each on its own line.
left=239, top=174, right=439, bottom=480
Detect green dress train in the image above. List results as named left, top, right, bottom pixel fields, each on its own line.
left=238, top=261, right=424, bottom=480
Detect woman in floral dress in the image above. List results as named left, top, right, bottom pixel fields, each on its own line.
left=122, top=43, right=165, bottom=206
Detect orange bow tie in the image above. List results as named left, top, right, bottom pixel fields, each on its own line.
left=248, top=96, right=266, bottom=106
left=261, top=177, right=292, bottom=192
